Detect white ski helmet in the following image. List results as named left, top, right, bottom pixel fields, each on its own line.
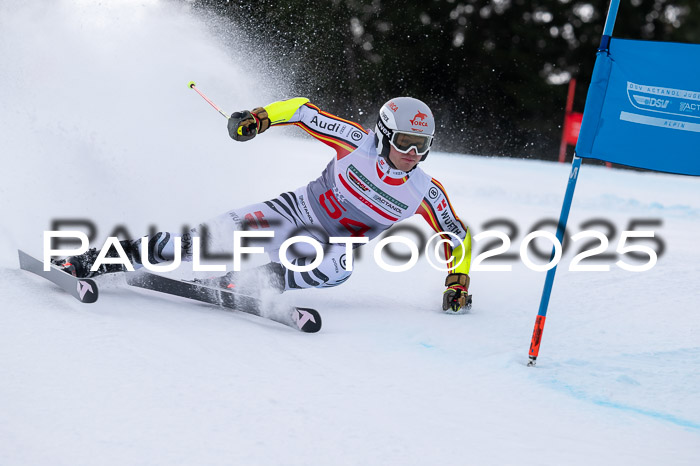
left=375, top=97, right=435, bottom=164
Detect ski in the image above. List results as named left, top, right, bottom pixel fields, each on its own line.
left=125, top=271, right=322, bottom=333
left=17, top=250, right=99, bottom=303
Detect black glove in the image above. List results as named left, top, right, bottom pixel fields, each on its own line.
left=228, top=110, right=257, bottom=142
left=227, top=107, right=271, bottom=142
left=442, top=273, right=472, bottom=314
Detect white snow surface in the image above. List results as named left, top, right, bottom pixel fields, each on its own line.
left=1, top=1, right=699, bottom=465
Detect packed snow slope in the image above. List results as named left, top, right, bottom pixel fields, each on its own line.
left=1, top=2, right=699, bottom=465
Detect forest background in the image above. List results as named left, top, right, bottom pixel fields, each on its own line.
left=190, top=0, right=698, bottom=161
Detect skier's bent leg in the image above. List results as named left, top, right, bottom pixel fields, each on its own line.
left=209, top=246, right=352, bottom=294
left=281, top=246, right=353, bottom=291
left=54, top=231, right=194, bottom=278
left=55, top=187, right=320, bottom=279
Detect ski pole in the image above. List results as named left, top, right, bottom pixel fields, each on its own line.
left=188, top=81, right=230, bottom=119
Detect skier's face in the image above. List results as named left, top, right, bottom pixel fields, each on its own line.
left=388, top=145, right=421, bottom=172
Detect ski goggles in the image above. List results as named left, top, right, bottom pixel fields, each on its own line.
left=389, top=131, right=433, bottom=156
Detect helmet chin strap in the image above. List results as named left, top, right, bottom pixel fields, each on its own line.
left=386, top=156, right=399, bottom=170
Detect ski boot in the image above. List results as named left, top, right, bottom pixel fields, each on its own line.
left=53, top=240, right=141, bottom=278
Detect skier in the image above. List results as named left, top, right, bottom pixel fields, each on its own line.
left=56, top=97, right=473, bottom=313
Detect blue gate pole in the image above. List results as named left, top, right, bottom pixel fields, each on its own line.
left=526, top=0, right=620, bottom=367
left=527, top=154, right=582, bottom=366
left=602, top=0, right=621, bottom=36
left=598, top=0, right=621, bottom=52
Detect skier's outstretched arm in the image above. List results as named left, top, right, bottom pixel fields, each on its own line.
left=226, top=98, right=370, bottom=158
left=227, top=97, right=310, bottom=141
left=417, top=179, right=473, bottom=314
